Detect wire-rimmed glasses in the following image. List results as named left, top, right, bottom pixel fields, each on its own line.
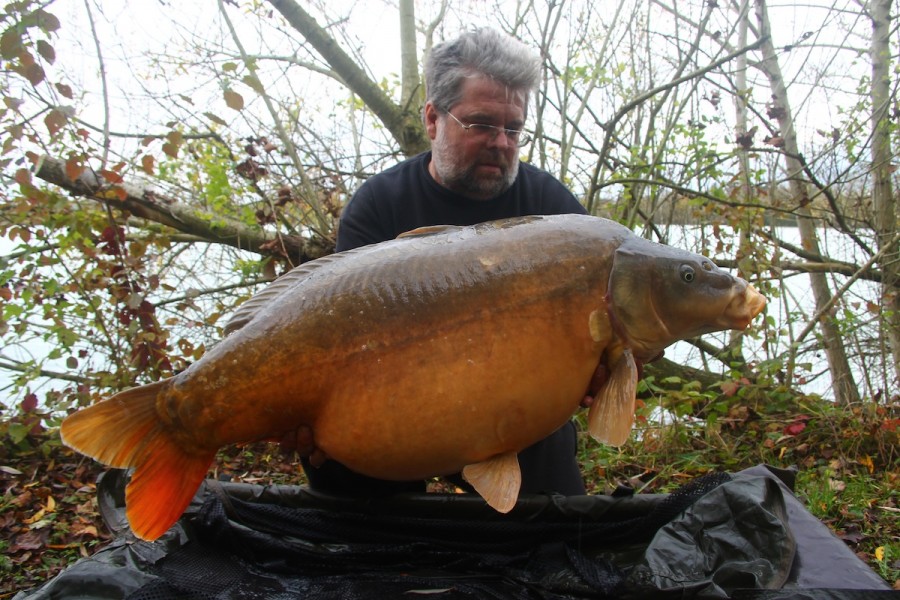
left=445, top=112, right=532, bottom=147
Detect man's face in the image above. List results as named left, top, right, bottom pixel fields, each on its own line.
left=425, top=75, right=527, bottom=200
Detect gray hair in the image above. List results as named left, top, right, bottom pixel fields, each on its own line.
left=424, top=27, right=541, bottom=116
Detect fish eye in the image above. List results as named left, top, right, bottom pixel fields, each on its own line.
left=680, top=265, right=695, bottom=282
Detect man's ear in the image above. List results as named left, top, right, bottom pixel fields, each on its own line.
left=423, top=102, right=439, bottom=140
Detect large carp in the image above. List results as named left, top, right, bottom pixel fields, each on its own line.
left=61, top=214, right=765, bottom=541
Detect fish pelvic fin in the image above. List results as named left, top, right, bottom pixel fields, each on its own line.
left=462, top=451, right=521, bottom=513
left=60, top=382, right=215, bottom=541
left=587, top=348, right=638, bottom=447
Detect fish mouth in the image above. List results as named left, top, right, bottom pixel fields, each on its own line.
left=722, top=282, right=766, bottom=329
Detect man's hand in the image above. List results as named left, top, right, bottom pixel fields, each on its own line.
left=581, top=362, right=608, bottom=408
left=582, top=349, right=663, bottom=408
left=278, top=426, right=328, bottom=467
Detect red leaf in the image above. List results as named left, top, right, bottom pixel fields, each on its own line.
left=99, top=169, right=123, bottom=183
left=65, top=158, right=85, bottom=181
left=783, top=421, right=807, bottom=436
left=783, top=415, right=811, bottom=436
left=720, top=380, right=740, bottom=397
left=21, top=393, right=38, bottom=412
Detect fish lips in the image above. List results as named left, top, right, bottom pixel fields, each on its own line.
left=721, top=281, right=767, bottom=330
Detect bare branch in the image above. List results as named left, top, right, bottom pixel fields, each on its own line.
left=32, top=155, right=332, bottom=263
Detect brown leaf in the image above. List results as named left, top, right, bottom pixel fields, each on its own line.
left=735, top=126, right=757, bottom=149
left=224, top=89, right=244, bottom=111
left=44, top=109, right=67, bottom=136
left=33, top=9, right=62, bottom=33
left=36, top=40, right=55, bottom=64
left=12, top=529, right=47, bottom=552
left=204, top=111, right=228, bottom=126
left=141, top=154, right=155, bottom=175
left=236, top=158, right=267, bottom=181
left=166, top=130, right=183, bottom=145
left=242, top=74, right=265, bottom=95
left=0, top=29, right=22, bottom=59
left=14, top=168, right=32, bottom=186
left=72, top=523, right=99, bottom=538
left=4, top=96, right=24, bottom=111
left=22, top=62, right=46, bottom=86
left=55, top=82, right=74, bottom=99
left=766, top=103, right=787, bottom=120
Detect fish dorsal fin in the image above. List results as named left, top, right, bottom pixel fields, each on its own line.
left=224, top=252, right=355, bottom=335
left=587, top=348, right=638, bottom=446
left=462, top=451, right=521, bottom=513
left=396, top=224, right=461, bottom=239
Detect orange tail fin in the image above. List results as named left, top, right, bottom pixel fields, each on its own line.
left=60, top=381, right=215, bottom=541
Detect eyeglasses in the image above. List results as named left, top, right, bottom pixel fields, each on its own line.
left=444, top=112, right=532, bottom=147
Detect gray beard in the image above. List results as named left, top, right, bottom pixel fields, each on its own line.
left=431, top=132, right=518, bottom=200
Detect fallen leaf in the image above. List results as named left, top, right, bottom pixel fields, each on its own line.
left=859, top=455, right=875, bottom=475
left=12, top=529, right=47, bottom=552
left=828, top=478, right=846, bottom=492
left=783, top=421, right=807, bottom=436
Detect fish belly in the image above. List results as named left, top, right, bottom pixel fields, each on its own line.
left=312, top=296, right=602, bottom=480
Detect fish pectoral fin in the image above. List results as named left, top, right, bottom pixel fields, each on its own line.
left=588, top=309, right=612, bottom=344
left=60, top=383, right=215, bottom=541
left=587, top=348, right=638, bottom=447
left=462, top=451, right=521, bottom=513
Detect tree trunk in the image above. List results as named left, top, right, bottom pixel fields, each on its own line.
left=754, top=0, right=861, bottom=404
left=869, top=0, right=900, bottom=390
left=729, top=0, right=753, bottom=366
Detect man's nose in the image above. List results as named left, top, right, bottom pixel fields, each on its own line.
left=487, top=129, right=513, bottom=150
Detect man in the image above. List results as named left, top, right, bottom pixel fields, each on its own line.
left=302, top=27, right=588, bottom=499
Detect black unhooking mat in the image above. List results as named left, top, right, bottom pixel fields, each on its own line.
left=15, top=465, right=893, bottom=599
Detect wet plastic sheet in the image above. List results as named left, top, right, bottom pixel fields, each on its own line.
left=15, top=465, right=892, bottom=599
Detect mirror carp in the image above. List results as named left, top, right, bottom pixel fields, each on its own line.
left=61, top=214, right=766, bottom=540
